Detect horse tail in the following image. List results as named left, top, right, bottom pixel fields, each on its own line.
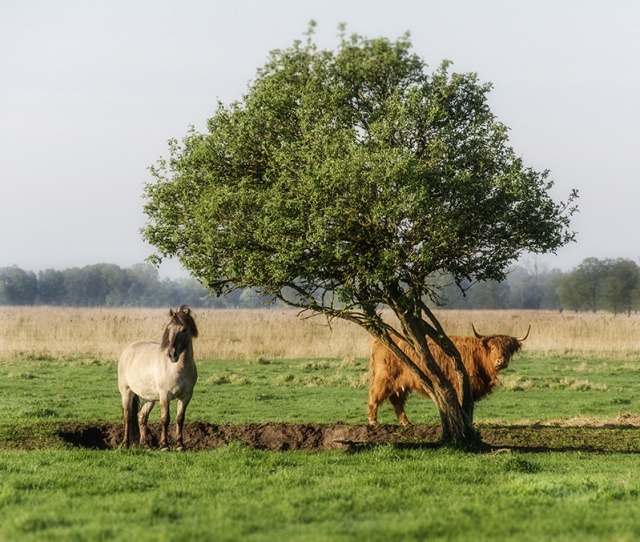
left=127, top=395, right=140, bottom=445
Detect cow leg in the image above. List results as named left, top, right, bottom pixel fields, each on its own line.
left=388, top=392, right=411, bottom=426
left=368, top=389, right=386, bottom=425
left=138, top=400, right=155, bottom=448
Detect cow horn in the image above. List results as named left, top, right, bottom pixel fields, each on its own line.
left=516, top=325, right=531, bottom=342
left=471, top=323, right=484, bottom=339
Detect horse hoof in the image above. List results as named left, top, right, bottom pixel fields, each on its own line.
left=175, top=446, right=185, bottom=452
left=160, top=446, right=170, bottom=452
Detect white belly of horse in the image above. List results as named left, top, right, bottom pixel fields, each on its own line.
left=131, top=378, right=190, bottom=402
left=119, top=341, right=196, bottom=402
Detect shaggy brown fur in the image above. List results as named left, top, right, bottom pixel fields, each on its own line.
left=368, top=331, right=526, bottom=425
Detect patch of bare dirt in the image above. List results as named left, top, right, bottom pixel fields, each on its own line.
left=53, top=419, right=640, bottom=454
left=57, top=422, right=442, bottom=452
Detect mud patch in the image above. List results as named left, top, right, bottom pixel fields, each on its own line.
left=57, top=422, right=442, bottom=452
left=53, top=420, right=640, bottom=454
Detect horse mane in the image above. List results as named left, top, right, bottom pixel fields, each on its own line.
left=160, top=305, right=199, bottom=349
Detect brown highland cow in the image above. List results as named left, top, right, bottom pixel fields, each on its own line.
left=368, top=325, right=530, bottom=425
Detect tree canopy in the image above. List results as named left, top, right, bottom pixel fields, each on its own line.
left=143, top=26, right=577, bottom=448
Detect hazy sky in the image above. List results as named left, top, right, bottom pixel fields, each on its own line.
left=2, top=1, right=639, bottom=278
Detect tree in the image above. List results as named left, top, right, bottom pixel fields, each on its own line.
left=125, top=263, right=163, bottom=306
left=61, top=267, right=90, bottom=306
left=37, top=268, right=65, bottom=305
left=143, top=25, right=577, bottom=449
left=466, top=280, right=510, bottom=309
left=600, top=258, right=640, bottom=315
left=506, top=260, right=556, bottom=310
left=0, top=266, right=38, bottom=305
left=100, top=264, right=131, bottom=307
left=537, top=268, right=563, bottom=311
left=557, top=258, right=606, bottom=312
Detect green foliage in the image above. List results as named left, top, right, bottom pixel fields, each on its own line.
left=142, top=25, right=576, bottom=446
left=601, top=259, right=640, bottom=315
left=0, top=266, right=38, bottom=305
left=143, top=28, right=576, bottom=310
left=557, top=258, right=640, bottom=314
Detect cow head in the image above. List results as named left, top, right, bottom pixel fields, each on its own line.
left=471, top=324, right=530, bottom=371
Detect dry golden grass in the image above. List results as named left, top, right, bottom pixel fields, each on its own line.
left=437, top=310, right=640, bottom=357
left=0, top=306, right=370, bottom=362
left=1, top=306, right=640, bottom=362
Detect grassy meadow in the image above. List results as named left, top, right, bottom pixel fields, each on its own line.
left=2, top=307, right=640, bottom=540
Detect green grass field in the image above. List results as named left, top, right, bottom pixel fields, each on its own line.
left=4, top=352, right=640, bottom=426
left=2, top=353, right=640, bottom=540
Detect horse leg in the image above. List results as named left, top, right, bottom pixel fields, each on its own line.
left=120, top=389, right=137, bottom=447
left=174, top=396, right=192, bottom=451
left=159, top=396, right=171, bottom=451
left=138, top=400, right=155, bottom=448
left=121, top=395, right=131, bottom=448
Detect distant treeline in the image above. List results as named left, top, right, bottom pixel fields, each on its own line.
left=0, top=263, right=266, bottom=308
left=1, top=257, right=639, bottom=313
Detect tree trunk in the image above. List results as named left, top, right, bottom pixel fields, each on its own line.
left=386, top=302, right=482, bottom=451
left=374, top=327, right=482, bottom=450
left=431, top=382, right=481, bottom=451
left=432, top=333, right=475, bottom=420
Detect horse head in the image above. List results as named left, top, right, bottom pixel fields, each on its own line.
left=161, top=305, right=199, bottom=362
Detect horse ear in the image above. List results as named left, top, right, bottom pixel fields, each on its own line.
left=169, top=309, right=175, bottom=317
